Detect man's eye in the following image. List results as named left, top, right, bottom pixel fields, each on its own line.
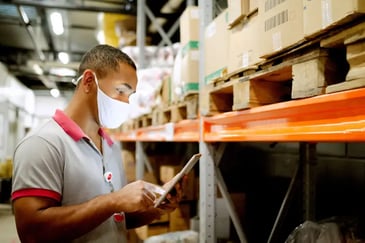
left=116, top=87, right=128, bottom=94
left=116, top=86, right=135, bottom=96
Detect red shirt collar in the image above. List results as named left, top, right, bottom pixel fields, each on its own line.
left=53, top=109, right=114, bottom=147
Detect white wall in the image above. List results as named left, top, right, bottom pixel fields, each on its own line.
left=32, top=95, right=69, bottom=127
left=0, top=63, right=37, bottom=160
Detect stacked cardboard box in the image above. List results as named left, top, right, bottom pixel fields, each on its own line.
left=303, top=0, right=365, bottom=38
left=228, top=11, right=261, bottom=74
left=258, top=0, right=304, bottom=58
left=250, top=0, right=259, bottom=12
left=204, top=9, right=230, bottom=84
left=180, top=6, right=200, bottom=96
left=227, top=0, right=250, bottom=27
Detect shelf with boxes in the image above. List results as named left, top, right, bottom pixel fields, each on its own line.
left=110, top=1, right=365, bottom=242
left=202, top=12, right=365, bottom=116
left=202, top=86, right=365, bottom=142
left=112, top=11, right=365, bottom=143
left=112, top=119, right=200, bottom=142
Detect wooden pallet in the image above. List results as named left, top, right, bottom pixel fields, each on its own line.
left=118, top=94, right=199, bottom=131
left=322, top=19, right=365, bottom=94
left=151, top=94, right=199, bottom=126
left=201, top=34, right=352, bottom=116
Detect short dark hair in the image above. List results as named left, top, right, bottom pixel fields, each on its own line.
left=78, top=44, right=136, bottom=78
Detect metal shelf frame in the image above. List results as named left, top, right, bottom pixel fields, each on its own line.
left=121, top=1, right=365, bottom=242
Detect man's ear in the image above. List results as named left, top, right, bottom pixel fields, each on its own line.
left=81, top=70, right=95, bottom=93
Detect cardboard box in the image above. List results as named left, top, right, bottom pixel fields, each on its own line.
left=169, top=203, right=191, bottom=231
left=159, top=164, right=196, bottom=200
left=303, top=0, right=365, bottom=37
left=258, top=0, right=304, bottom=58
left=135, top=224, right=169, bottom=240
left=228, top=12, right=261, bottom=73
left=181, top=41, right=200, bottom=96
left=160, top=74, right=172, bottom=106
left=160, top=165, right=182, bottom=183
left=180, top=6, right=200, bottom=46
left=204, top=9, right=229, bottom=84
left=228, top=0, right=250, bottom=26
left=250, top=0, right=259, bottom=12
left=121, top=150, right=136, bottom=182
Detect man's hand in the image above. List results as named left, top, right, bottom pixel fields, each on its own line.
left=112, top=180, right=158, bottom=213
left=157, top=175, right=188, bottom=213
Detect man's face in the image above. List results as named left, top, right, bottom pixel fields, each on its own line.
left=96, top=62, right=138, bottom=103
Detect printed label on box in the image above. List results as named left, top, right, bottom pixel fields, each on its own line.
left=242, top=52, right=249, bottom=68
left=272, top=32, right=282, bottom=51
left=321, top=0, right=332, bottom=28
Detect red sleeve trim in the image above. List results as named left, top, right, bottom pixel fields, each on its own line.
left=11, top=188, right=62, bottom=202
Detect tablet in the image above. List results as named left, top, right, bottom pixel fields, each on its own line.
left=154, top=153, right=202, bottom=208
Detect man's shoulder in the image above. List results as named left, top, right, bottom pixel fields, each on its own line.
left=21, top=119, right=65, bottom=145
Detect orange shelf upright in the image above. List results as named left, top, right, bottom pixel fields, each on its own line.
left=203, top=87, right=365, bottom=142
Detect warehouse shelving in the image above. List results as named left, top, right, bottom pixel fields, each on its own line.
left=116, top=86, right=365, bottom=142
left=121, top=1, right=365, bottom=242
left=203, top=87, right=365, bottom=142
left=113, top=119, right=200, bottom=142
left=115, top=86, right=365, bottom=242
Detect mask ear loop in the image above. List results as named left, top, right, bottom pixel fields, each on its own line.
left=72, top=72, right=99, bottom=86
left=72, top=75, right=84, bottom=86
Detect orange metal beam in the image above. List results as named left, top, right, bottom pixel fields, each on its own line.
left=203, top=87, right=365, bottom=142
left=114, top=87, right=365, bottom=142
left=115, top=120, right=200, bottom=142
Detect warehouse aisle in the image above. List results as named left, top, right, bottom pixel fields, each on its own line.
left=0, top=204, right=19, bottom=243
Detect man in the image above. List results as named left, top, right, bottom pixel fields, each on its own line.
left=11, top=45, right=180, bottom=242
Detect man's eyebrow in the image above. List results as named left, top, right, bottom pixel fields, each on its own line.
left=122, top=83, right=133, bottom=90
left=116, top=83, right=135, bottom=94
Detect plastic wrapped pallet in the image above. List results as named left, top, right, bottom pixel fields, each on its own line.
left=285, top=221, right=342, bottom=243
left=128, top=67, right=172, bottom=119
left=144, top=230, right=198, bottom=243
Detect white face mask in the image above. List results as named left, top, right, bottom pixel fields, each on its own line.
left=93, top=73, right=131, bottom=129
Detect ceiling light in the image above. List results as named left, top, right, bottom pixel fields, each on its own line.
left=50, top=88, right=60, bottom=98
left=58, top=52, right=69, bottom=64
left=50, top=12, right=64, bottom=35
left=49, top=67, right=77, bottom=77
left=32, top=63, right=43, bottom=75
left=96, top=30, right=105, bottom=44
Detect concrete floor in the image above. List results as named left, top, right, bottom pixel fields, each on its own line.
left=0, top=204, right=20, bottom=243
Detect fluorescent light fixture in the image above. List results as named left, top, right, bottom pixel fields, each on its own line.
left=58, top=52, right=70, bottom=64
left=50, top=88, right=60, bottom=98
left=32, top=63, right=43, bottom=75
left=50, top=12, right=64, bottom=35
left=49, top=67, right=77, bottom=77
left=96, top=30, right=105, bottom=44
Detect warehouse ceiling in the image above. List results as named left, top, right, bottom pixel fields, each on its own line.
left=0, top=0, right=188, bottom=96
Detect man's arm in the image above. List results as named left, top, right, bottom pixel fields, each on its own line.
left=13, top=195, right=115, bottom=242
left=13, top=180, right=156, bottom=242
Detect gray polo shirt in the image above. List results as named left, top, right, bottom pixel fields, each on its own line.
left=12, top=109, right=128, bottom=243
